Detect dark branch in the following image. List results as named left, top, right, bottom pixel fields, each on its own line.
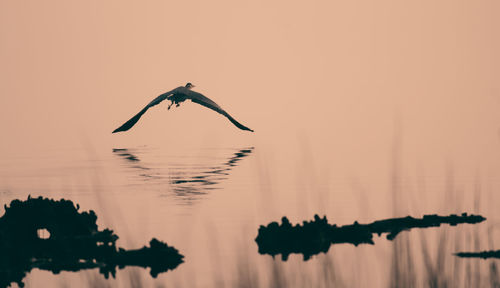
left=255, top=213, right=486, bottom=261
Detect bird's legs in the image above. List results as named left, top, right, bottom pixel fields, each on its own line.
left=167, top=99, right=182, bottom=110
left=167, top=93, right=186, bottom=110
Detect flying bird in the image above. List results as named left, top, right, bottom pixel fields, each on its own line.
left=112, top=83, right=254, bottom=133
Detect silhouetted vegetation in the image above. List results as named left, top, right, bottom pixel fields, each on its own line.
left=256, top=213, right=486, bottom=261
left=0, top=196, right=183, bottom=288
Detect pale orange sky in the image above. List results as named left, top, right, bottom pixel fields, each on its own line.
left=0, top=0, right=499, bottom=167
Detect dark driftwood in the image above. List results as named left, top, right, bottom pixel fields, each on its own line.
left=455, top=250, right=500, bottom=259
left=256, top=213, right=486, bottom=261
left=0, top=196, right=183, bottom=288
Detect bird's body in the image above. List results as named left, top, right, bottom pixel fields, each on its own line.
left=112, top=83, right=253, bottom=133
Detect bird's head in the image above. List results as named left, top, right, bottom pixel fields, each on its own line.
left=185, top=82, right=195, bottom=89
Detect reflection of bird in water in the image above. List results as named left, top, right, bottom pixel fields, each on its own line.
left=112, top=147, right=254, bottom=203
left=112, top=83, right=253, bottom=133
left=112, top=148, right=140, bottom=162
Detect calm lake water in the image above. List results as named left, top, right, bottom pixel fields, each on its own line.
left=1, top=129, right=500, bottom=287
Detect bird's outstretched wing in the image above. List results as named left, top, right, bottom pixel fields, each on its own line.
left=185, top=91, right=254, bottom=132
left=112, top=92, right=172, bottom=133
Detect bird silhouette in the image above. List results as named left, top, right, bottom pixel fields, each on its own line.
left=112, top=83, right=254, bottom=133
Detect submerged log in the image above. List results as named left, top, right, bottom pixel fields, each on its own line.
left=256, top=213, right=486, bottom=261
left=0, top=196, right=183, bottom=288
left=455, top=250, right=500, bottom=259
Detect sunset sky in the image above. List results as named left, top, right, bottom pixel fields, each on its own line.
left=1, top=1, right=498, bottom=156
